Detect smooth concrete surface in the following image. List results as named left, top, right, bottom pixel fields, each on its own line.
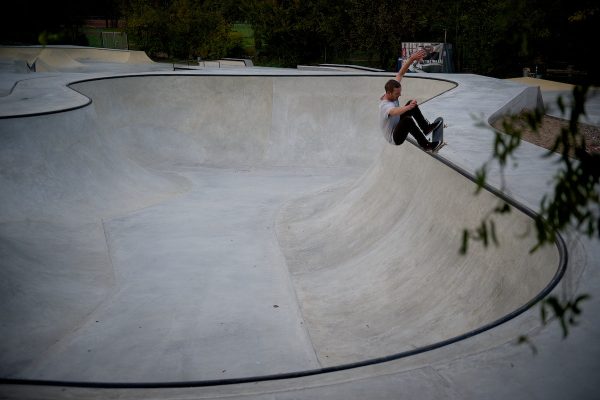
left=0, top=48, right=599, bottom=399
left=0, top=46, right=156, bottom=70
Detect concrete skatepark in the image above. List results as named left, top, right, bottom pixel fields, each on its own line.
left=0, top=46, right=599, bottom=399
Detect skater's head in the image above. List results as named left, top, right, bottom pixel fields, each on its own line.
left=385, top=79, right=401, bottom=100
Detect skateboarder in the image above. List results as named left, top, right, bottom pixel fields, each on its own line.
left=379, top=49, right=444, bottom=152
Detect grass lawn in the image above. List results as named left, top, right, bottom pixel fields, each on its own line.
left=232, top=23, right=255, bottom=55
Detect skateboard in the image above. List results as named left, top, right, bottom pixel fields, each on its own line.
left=429, top=141, right=447, bottom=153
left=425, top=117, right=445, bottom=153
left=428, top=117, right=444, bottom=141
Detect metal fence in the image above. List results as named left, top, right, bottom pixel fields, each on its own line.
left=100, top=32, right=128, bottom=49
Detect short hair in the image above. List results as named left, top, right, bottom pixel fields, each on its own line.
left=385, top=79, right=401, bottom=93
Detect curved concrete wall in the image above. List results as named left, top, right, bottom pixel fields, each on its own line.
left=277, top=142, right=558, bottom=365
left=0, top=74, right=559, bottom=383
left=69, top=75, right=452, bottom=168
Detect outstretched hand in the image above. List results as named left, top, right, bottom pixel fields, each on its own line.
left=395, top=49, right=426, bottom=82
left=409, top=50, right=426, bottom=62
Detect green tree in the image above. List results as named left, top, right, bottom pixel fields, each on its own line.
left=168, top=0, right=233, bottom=59
left=121, top=0, right=171, bottom=57
left=347, top=0, right=425, bottom=69
left=410, top=0, right=597, bottom=80
left=247, top=0, right=327, bottom=66
left=121, top=0, right=234, bottom=60
left=303, top=0, right=354, bottom=64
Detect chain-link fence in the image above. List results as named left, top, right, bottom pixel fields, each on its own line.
left=100, top=31, right=128, bottom=49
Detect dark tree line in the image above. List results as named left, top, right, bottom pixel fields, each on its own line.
left=1, top=0, right=598, bottom=82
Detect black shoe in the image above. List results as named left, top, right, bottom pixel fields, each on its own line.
left=425, top=141, right=445, bottom=152
left=424, top=141, right=439, bottom=151
left=425, top=117, right=443, bottom=135
left=431, top=141, right=446, bottom=153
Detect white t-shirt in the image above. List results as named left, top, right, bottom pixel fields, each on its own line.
left=379, top=99, right=399, bottom=144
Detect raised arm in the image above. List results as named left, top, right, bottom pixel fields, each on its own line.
left=395, top=50, right=426, bottom=82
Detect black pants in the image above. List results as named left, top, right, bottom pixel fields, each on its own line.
left=392, top=103, right=430, bottom=148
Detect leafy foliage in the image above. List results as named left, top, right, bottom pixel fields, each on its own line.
left=464, top=86, right=599, bottom=344
left=121, top=1, right=170, bottom=57
left=532, top=86, right=600, bottom=250
left=3, top=0, right=597, bottom=79
left=541, top=294, right=590, bottom=338
left=121, top=0, right=234, bottom=59
left=464, top=86, right=599, bottom=253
